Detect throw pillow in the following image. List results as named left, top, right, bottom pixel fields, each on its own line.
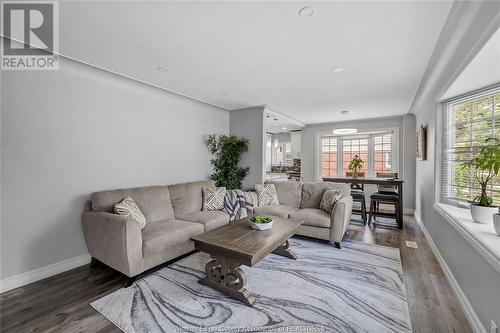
left=202, top=187, right=227, bottom=211
left=320, top=189, right=343, bottom=214
left=113, top=196, right=146, bottom=229
left=255, top=184, right=279, bottom=206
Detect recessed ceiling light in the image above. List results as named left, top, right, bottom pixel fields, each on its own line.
left=298, top=7, right=314, bottom=17
left=332, top=128, right=358, bottom=135
left=340, top=110, right=349, bottom=115
left=156, top=66, right=168, bottom=72
left=282, top=127, right=287, bottom=130
left=332, top=67, right=344, bottom=73
left=220, top=92, right=228, bottom=97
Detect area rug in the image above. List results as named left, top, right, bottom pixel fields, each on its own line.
left=91, top=239, right=412, bottom=333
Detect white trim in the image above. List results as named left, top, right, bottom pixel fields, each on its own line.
left=433, top=203, right=500, bottom=275
left=414, top=212, right=487, bottom=333
left=403, top=208, right=415, bottom=215
left=0, top=253, right=91, bottom=293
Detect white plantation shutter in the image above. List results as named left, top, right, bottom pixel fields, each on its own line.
left=442, top=85, right=500, bottom=207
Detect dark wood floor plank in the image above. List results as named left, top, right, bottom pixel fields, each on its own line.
left=0, top=216, right=472, bottom=333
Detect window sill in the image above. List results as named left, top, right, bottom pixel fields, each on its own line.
left=433, top=202, right=500, bottom=275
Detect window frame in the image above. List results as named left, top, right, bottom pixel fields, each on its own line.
left=439, top=84, right=500, bottom=208
left=315, top=127, right=400, bottom=181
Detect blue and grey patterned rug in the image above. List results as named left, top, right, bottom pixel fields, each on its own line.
left=91, top=239, right=412, bottom=333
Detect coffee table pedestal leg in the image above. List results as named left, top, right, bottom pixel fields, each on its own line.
left=199, top=258, right=256, bottom=307
left=272, top=240, right=297, bottom=259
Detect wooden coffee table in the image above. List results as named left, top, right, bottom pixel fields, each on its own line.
left=191, top=216, right=303, bottom=307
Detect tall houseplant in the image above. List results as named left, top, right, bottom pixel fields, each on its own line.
left=207, top=134, right=250, bottom=190
left=348, top=155, right=364, bottom=178
left=462, top=137, right=500, bottom=224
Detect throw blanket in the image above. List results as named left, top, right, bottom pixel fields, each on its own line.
left=224, top=189, right=256, bottom=221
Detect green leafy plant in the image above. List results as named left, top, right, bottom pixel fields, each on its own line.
left=250, top=215, right=272, bottom=224
left=462, top=137, right=500, bottom=207
left=348, top=155, right=364, bottom=175
left=207, top=134, right=250, bottom=190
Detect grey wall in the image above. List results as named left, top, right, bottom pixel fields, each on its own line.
left=301, top=114, right=416, bottom=210
left=0, top=57, right=229, bottom=280
left=229, top=106, right=265, bottom=190
left=409, top=1, right=500, bottom=330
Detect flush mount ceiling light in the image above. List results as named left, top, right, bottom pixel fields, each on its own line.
left=298, top=7, right=314, bottom=17
left=332, top=67, right=344, bottom=73
left=332, top=128, right=358, bottom=135
left=333, top=110, right=357, bottom=135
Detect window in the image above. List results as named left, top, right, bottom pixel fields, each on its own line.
left=342, top=138, right=369, bottom=175
left=318, top=131, right=395, bottom=178
left=442, top=86, right=500, bottom=206
left=374, top=134, right=392, bottom=173
left=321, top=136, right=337, bottom=177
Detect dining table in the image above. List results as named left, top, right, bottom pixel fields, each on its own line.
left=322, top=176, right=404, bottom=227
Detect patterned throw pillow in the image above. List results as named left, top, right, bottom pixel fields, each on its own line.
left=255, top=184, right=279, bottom=206
left=113, top=196, right=146, bottom=229
left=203, top=187, right=227, bottom=211
left=320, top=189, right=343, bottom=214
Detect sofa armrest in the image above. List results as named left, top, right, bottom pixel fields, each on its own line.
left=82, top=211, right=143, bottom=277
left=329, top=196, right=353, bottom=244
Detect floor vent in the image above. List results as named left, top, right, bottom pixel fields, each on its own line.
left=405, top=241, right=418, bottom=249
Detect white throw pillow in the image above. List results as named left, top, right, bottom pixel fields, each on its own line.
left=255, top=184, right=279, bottom=206
left=202, top=187, right=227, bottom=211
left=320, top=189, right=343, bottom=214
left=113, top=196, right=146, bottom=229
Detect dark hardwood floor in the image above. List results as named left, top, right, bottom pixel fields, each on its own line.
left=0, top=215, right=472, bottom=333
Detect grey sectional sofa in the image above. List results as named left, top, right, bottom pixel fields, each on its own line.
left=254, top=181, right=353, bottom=248
left=82, top=180, right=352, bottom=285
left=82, top=180, right=229, bottom=283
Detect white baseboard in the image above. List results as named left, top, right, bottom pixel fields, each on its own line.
left=403, top=208, right=415, bottom=215
left=414, top=212, right=487, bottom=333
left=0, top=253, right=91, bottom=294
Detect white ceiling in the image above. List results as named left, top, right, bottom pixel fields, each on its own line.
left=59, top=1, right=453, bottom=124
left=441, top=27, right=500, bottom=100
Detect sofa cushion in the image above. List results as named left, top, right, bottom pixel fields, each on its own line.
left=113, top=196, right=146, bottom=229
left=169, top=180, right=215, bottom=216
left=290, top=208, right=331, bottom=228
left=301, top=182, right=351, bottom=208
left=90, top=186, right=174, bottom=222
left=253, top=204, right=299, bottom=218
left=141, top=219, right=204, bottom=257
left=255, top=184, right=279, bottom=206
left=177, top=211, right=230, bottom=232
left=320, top=189, right=343, bottom=214
left=202, top=187, right=226, bottom=211
left=265, top=181, right=303, bottom=208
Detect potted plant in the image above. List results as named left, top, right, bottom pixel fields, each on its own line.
left=207, top=134, right=250, bottom=190
left=348, top=155, right=364, bottom=178
left=462, top=137, right=500, bottom=224
left=494, top=213, right=500, bottom=236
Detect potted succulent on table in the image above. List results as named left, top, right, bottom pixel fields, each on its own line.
left=462, top=137, right=500, bottom=226
left=348, top=155, right=364, bottom=178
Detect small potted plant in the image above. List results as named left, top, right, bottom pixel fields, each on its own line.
left=462, top=137, right=500, bottom=225
left=348, top=155, right=364, bottom=178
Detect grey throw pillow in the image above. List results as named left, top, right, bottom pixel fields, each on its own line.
left=255, top=184, right=279, bottom=206
left=202, top=187, right=226, bottom=211
left=320, top=189, right=343, bottom=214
left=113, top=196, right=146, bottom=229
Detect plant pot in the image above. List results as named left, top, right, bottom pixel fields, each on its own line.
left=352, top=171, right=358, bottom=178
left=493, top=214, right=500, bottom=236
left=470, top=204, right=498, bottom=224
